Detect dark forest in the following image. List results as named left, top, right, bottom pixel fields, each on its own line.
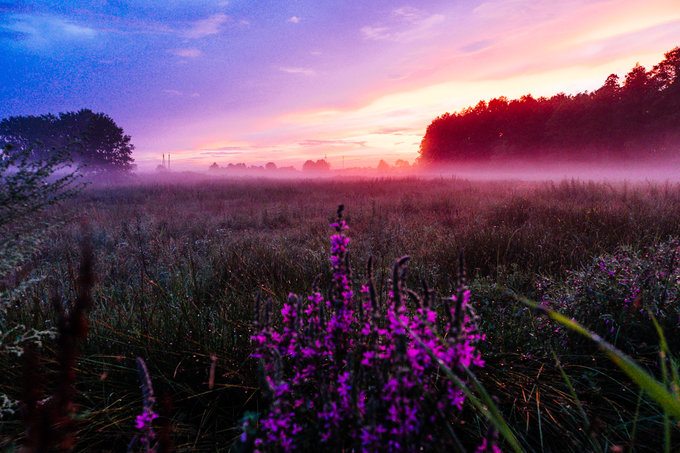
left=419, top=46, right=680, bottom=164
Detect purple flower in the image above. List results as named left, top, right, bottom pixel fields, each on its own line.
left=250, top=211, right=485, bottom=451
left=135, top=411, right=158, bottom=430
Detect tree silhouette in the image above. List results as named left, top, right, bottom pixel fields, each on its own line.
left=0, top=109, right=135, bottom=173
left=394, top=159, right=410, bottom=168
left=302, top=159, right=330, bottom=172
left=419, top=46, right=680, bottom=164
left=377, top=159, right=390, bottom=171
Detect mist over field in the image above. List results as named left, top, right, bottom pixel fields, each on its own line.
left=130, top=156, right=680, bottom=184
left=419, top=159, right=680, bottom=182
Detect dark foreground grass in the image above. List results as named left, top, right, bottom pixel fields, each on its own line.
left=2, top=176, right=680, bottom=451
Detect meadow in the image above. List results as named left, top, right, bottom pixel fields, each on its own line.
left=2, top=176, right=680, bottom=451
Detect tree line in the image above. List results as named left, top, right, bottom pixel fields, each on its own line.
left=419, top=46, right=680, bottom=164
left=0, top=109, right=135, bottom=173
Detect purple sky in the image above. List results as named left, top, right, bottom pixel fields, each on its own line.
left=1, top=0, right=679, bottom=170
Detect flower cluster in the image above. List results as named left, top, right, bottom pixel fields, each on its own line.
left=537, top=239, right=680, bottom=352
left=250, top=206, right=487, bottom=451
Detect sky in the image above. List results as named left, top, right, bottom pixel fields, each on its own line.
left=1, top=0, right=679, bottom=171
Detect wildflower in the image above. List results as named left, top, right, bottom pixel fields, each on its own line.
left=132, top=357, right=158, bottom=452
left=250, top=207, right=485, bottom=451
left=135, top=411, right=159, bottom=430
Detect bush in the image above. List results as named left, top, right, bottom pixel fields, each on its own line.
left=1, top=145, right=83, bottom=292
left=0, top=144, right=83, bottom=427
left=537, top=239, right=680, bottom=353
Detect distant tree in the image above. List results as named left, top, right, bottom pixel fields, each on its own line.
left=649, top=47, right=680, bottom=138
left=302, top=159, right=330, bottom=172
left=209, top=162, right=220, bottom=171
left=651, top=46, right=680, bottom=90
left=228, top=163, right=247, bottom=169
left=394, top=159, right=410, bottom=168
left=622, top=63, right=652, bottom=97
left=265, top=162, right=277, bottom=170
left=594, top=74, right=621, bottom=100
left=0, top=109, right=135, bottom=173
left=487, top=96, right=509, bottom=113
left=377, top=159, right=390, bottom=171
left=66, top=110, right=135, bottom=172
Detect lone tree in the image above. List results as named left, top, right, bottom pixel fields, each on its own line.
left=0, top=109, right=135, bottom=173
left=377, top=159, right=391, bottom=171
left=302, top=158, right=330, bottom=172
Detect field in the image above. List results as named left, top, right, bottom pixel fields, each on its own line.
left=3, top=176, right=680, bottom=451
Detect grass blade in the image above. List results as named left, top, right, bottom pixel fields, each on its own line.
left=516, top=294, right=680, bottom=420
left=551, top=350, right=605, bottom=453
left=552, top=351, right=588, bottom=426
left=627, top=390, right=643, bottom=453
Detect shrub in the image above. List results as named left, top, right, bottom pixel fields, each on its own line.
left=537, top=239, right=680, bottom=352
left=0, top=144, right=83, bottom=432
left=0, top=144, right=83, bottom=299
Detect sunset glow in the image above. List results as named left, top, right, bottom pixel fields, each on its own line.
left=1, top=0, right=679, bottom=170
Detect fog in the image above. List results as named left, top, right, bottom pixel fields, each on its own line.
left=125, top=155, right=680, bottom=185
left=413, top=158, right=680, bottom=182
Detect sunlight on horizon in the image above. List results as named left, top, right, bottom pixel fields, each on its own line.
left=1, top=0, right=679, bottom=170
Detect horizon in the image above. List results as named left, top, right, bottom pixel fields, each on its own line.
left=1, top=1, right=679, bottom=171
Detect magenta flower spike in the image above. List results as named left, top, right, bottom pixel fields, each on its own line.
left=250, top=207, right=485, bottom=451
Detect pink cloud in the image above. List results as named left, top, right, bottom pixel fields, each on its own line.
left=279, top=66, right=316, bottom=76
left=183, top=13, right=228, bottom=39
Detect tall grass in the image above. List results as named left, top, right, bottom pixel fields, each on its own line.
left=2, top=177, right=680, bottom=450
